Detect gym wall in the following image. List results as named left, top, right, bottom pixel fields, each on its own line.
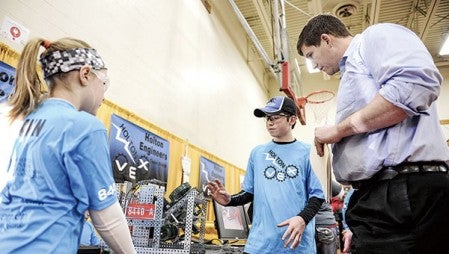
left=0, top=0, right=274, bottom=171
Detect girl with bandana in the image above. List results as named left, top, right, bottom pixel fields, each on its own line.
left=0, top=38, right=135, bottom=253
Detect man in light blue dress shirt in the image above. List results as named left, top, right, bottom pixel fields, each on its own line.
left=297, top=14, right=449, bottom=253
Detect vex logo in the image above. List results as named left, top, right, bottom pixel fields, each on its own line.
left=113, top=153, right=150, bottom=181
left=263, top=150, right=299, bottom=182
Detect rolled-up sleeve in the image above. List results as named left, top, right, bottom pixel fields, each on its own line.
left=361, top=24, right=442, bottom=116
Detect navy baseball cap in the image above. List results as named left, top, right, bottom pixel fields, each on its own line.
left=254, top=96, right=297, bottom=117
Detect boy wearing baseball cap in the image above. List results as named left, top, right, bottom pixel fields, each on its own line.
left=208, top=96, right=325, bottom=254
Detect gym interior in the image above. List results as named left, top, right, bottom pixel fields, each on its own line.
left=1, top=1, right=449, bottom=253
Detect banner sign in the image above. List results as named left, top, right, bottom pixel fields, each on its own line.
left=109, top=114, right=169, bottom=184
left=0, top=61, right=16, bottom=103
left=199, top=156, right=225, bottom=196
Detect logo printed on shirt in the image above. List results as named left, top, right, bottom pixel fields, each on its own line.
left=18, top=118, right=46, bottom=137
left=286, top=165, right=299, bottom=178
left=264, top=166, right=276, bottom=179
left=263, top=150, right=300, bottom=182
left=98, top=184, right=116, bottom=201
left=0, top=211, right=25, bottom=230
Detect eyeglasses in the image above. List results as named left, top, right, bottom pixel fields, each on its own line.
left=264, top=114, right=290, bottom=122
left=91, top=69, right=110, bottom=91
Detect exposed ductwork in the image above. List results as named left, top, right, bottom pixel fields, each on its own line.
left=227, top=0, right=278, bottom=78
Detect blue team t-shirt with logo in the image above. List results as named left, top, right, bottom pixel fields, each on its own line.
left=0, top=99, right=117, bottom=253
left=242, top=140, right=324, bottom=254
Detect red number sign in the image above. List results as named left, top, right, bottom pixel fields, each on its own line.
left=126, top=203, right=156, bottom=220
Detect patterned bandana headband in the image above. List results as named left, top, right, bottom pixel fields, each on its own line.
left=39, top=48, right=106, bottom=79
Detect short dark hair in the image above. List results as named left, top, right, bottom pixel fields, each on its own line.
left=296, top=14, right=351, bottom=56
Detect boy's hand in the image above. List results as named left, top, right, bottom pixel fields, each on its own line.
left=277, top=216, right=306, bottom=249
left=206, top=179, right=231, bottom=205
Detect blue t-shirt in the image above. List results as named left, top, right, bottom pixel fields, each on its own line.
left=80, top=220, right=101, bottom=246
left=0, top=99, right=117, bottom=253
left=242, top=140, right=324, bottom=254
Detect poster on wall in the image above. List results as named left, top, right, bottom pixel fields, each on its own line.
left=1, top=16, right=30, bottom=46
left=109, top=114, right=170, bottom=185
left=199, top=156, right=225, bottom=197
left=0, top=61, right=15, bottom=103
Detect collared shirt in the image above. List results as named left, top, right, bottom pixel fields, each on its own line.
left=333, top=23, right=449, bottom=183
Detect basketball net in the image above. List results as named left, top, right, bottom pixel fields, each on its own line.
left=304, top=90, right=336, bottom=201
left=303, top=90, right=335, bottom=126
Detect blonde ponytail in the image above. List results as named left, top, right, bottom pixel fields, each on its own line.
left=8, top=38, right=47, bottom=121
left=8, top=37, right=93, bottom=121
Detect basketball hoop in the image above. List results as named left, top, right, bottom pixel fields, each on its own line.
left=280, top=61, right=307, bottom=125
left=279, top=61, right=334, bottom=125
left=299, top=90, right=335, bottom=125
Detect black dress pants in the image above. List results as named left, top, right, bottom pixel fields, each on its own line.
left=346, top=172, right=449, bottom=254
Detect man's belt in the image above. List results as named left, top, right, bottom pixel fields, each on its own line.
left=388, top=163, right=448, bottom=174
left=350, top=161, right=448, bottom=189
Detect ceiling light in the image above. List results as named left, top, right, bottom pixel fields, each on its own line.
left=439, top=34, right=449, bottom=56
left=306, top=59, right=320, bottom=73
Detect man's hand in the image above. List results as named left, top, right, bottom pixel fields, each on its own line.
left=314, top=125, right=341, bottom=156
left=277, top=216, right=306, bottom=249
left=342, top=229, right=353, bottom=253
left=206, top=179, right=231, bottom=205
